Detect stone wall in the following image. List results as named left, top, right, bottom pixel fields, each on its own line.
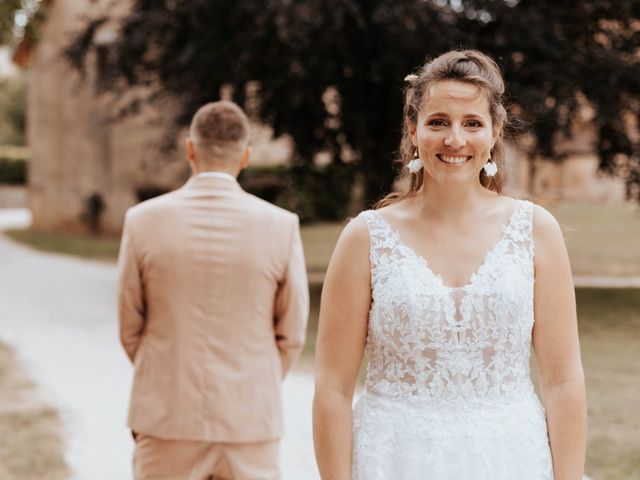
left=0, top=186, right=28, bottom=208
left=26, top=0, right=186, bottom=234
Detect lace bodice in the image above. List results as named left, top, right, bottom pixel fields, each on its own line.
left=360, top=200, right=536, bottom=404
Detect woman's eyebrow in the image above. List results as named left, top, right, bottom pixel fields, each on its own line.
left=463, top=112, right=487, bottom=118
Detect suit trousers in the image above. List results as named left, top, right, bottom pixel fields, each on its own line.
left=133, top=433, right=280, bottom=480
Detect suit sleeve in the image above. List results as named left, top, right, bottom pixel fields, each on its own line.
left=274, top=216, right=309, bottom=378
left=117, top=211, right=146, bottom=363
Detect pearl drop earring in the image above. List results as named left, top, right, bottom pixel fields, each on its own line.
left=483, top=155, right=497, bottom=177
left=407, top=148, right=424, bottom=174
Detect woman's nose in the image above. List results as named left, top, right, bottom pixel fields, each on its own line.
left=444, top=127, right=466, bottom=148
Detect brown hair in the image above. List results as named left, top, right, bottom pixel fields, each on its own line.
left=189, top=100, right=250, bottom=161
left=376, top=50, right=509, bottom=208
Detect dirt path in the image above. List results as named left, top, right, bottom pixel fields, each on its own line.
left=0, top=211, right=319, bottom=480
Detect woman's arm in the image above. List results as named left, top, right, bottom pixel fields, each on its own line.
left=313, top=216, right=371, bottom=480
left=532, top=206, right=587, bottom=480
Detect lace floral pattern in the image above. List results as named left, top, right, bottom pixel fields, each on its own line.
left=352, top=200, right=554, bottom=479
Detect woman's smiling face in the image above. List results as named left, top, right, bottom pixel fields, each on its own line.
left=412, top=80, right=498, bottom=188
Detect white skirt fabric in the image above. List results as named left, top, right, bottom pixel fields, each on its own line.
left=352, top=391, right=554, bottom=480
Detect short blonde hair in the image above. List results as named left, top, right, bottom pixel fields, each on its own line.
left=189, top=101, right=250, bottom=161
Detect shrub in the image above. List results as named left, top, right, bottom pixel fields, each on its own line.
left=135, top=184, right=171, bottom=202
left=79, top=192, right=105, bottom=234
left=239, top=162, right=355, bottom=223
left=0, top=146, right=28, bottom=185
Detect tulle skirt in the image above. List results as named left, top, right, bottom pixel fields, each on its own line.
left=352, top=390, right=554, bottom=480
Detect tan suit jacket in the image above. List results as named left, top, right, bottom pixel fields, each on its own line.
left=118, top=174, right=309, bottom=442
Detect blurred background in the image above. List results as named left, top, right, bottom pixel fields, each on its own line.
left=0, top=1, right=639, bottom=479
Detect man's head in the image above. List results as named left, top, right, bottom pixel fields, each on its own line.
left=186, top=101, right=251, bottom=175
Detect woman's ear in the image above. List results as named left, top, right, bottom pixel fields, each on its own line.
left=407, top=119, right=417, bottom=144
left=492, top=122, right=503, bottom=148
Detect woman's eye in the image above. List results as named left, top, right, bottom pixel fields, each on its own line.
left=466, top=120, right=482, bottom=128
left=428, top=119, right=446, bottom=126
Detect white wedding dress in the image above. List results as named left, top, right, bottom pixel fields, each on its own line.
left=353, top=200, right=554, bottom=480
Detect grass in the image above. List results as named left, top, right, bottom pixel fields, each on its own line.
left=300, top=221, right=346, bottom=274
left=551, top=203, right=640, bottom=277
left=576, top=288, right=640, bottom=480
left=6, top=203, right=640, bottom=277
left=299, top=202, right=640, bottom=278
left=5, top=229, right=120, bottom=260
left=0, top=342, right=68, bottom=480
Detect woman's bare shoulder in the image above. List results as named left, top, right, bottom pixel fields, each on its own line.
left=531, top=203, right=563, bottom=238
left=530, top=203, right=567, bottom=261
left=337, top=213, right=371, bottom=250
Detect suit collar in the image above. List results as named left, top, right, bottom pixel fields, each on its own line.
left=195, top=171, right=238, bottom=182
left=183, top=174, right=242, bottom=192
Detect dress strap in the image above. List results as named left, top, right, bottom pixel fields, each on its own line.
left=359, top=210, right=390, bottom=250
left=358, top=210, right=400, bottom=275
left=503, top=200, right=535, bottom=258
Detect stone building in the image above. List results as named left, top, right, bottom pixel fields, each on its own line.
left=14, top=0, right=627, bottom=234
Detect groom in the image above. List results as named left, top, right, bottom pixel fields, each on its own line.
left=118, top=100, right=309, bottom=479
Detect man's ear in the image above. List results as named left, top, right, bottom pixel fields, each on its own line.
left=185, top=137, right=198, bottom=173
left=239, top=145, right=252, bottom=171
left=187, top=137, right=197, bottom=160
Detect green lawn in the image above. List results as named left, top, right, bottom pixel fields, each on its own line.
left=300, top=221, right=346, bottom=274
left=576, top=288, right=640, bottom=480
left=5, top=229, right=120, bottom=260
left=302, top=202, right=640, bottom=278
left=552, top=203, right=640, bottom=277
left=6, top=203, right=640, bottom=277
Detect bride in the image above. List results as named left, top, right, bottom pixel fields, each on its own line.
left=312, top=50, right=587, bottom=479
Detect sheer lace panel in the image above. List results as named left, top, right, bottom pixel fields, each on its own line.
left=359, top=201, right=535, bottom=402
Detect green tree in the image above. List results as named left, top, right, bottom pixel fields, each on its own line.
left=470, top=0, right=640, bottom=199
left=66, top=0, right=640, bottom=207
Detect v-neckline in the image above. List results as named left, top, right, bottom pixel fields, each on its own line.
left=371, top=200, right=522, bottom=291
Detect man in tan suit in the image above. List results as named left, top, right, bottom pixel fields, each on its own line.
left=118, top=101, right=309, bottom=479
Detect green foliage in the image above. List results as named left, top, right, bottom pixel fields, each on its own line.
left=0, top=73, right=27, bottom=145
left=79, top=192, right=106, bottom=234
left=0, top=0, right=21, bottom=45
left=0, top=145, right=27, bottom=184
left=239, top=162, right=356, bottom=223
left=0, top=0, right=49, bottom=46
left=65, top=0, right=640, bottom=204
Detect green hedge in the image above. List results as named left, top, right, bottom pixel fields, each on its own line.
left=0, top=146, right=28, bottom=185
left=239, top=162, right=355, bottom=223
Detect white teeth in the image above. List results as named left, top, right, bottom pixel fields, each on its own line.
left=439, top=155, right=469, bottom=164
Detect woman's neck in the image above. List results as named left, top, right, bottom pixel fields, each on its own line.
left=411, top=179, right=496, bottom=223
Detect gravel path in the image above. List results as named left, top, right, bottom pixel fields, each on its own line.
left=0, top=209, right=319, bottom=480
